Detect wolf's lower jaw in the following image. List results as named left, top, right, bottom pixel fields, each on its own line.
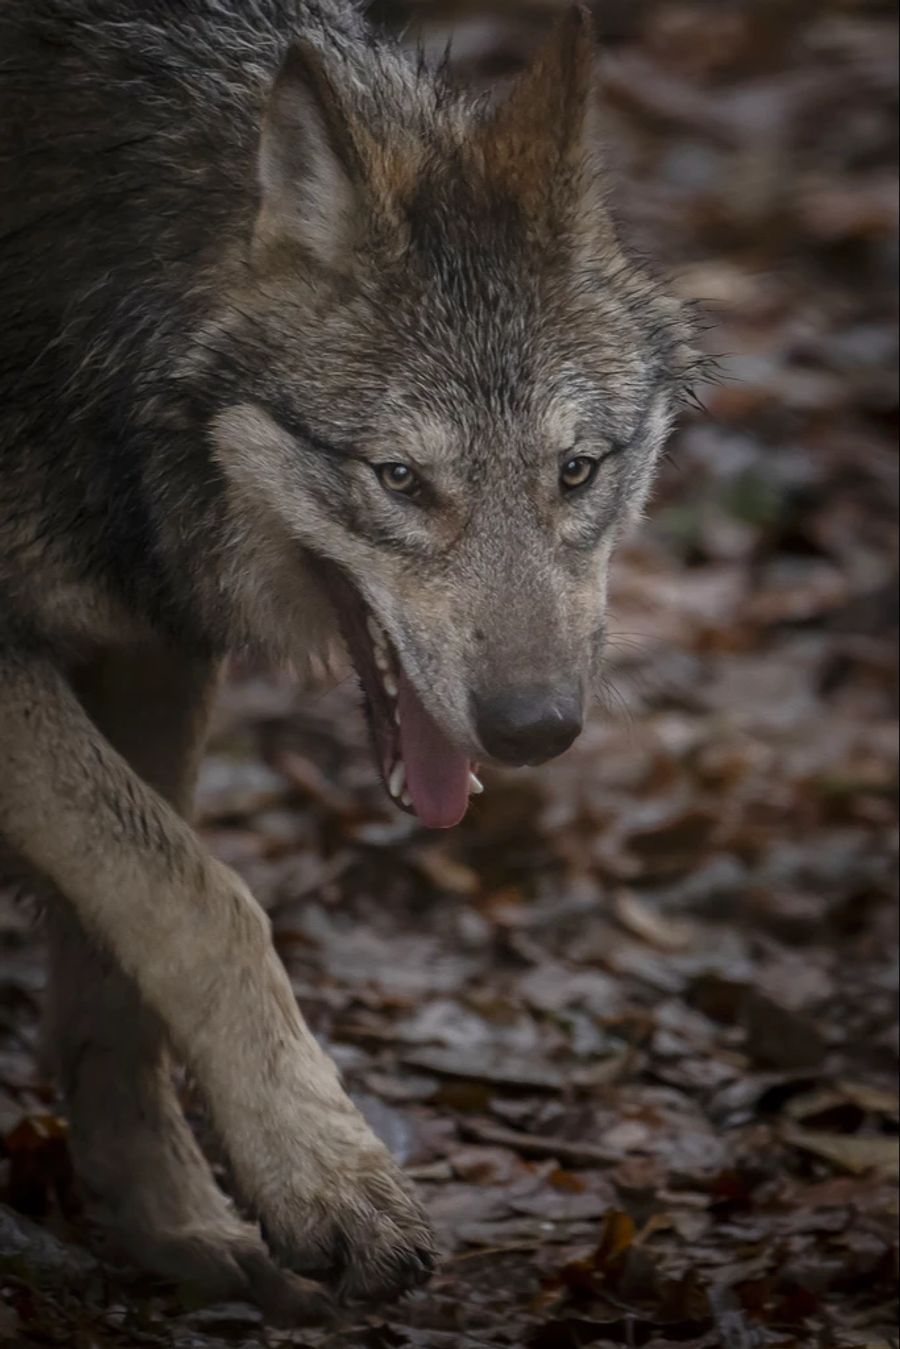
left=363, top=613, right=483, bottom=828
left=323, top=555, right=481, bottom=828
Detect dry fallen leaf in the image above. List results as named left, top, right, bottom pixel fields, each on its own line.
left=784, top=1127, right=900, bottom=1179
left=614, top=889, right=695, bottom=952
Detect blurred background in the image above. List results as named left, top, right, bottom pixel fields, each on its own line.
left=1, top=3, right=897, bottom=1346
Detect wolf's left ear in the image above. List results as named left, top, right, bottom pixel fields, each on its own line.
left=480, top=5, right=598, bottom=223
left=254, top=41, right=364, bottom=269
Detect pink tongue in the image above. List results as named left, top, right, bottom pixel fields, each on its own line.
left=397, top=673, right=471, bottom=830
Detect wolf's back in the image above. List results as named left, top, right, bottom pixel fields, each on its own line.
left=0, top=0, right=361, bottom=398
left=0, top=0, right=363, bottom=626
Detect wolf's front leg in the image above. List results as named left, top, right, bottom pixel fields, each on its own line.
left=43, top=645, right=328, bottom=1319
left=0, top=641, right=435, bottom=1306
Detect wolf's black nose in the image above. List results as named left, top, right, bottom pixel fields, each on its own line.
left=473, top=684, right=583, bottom=766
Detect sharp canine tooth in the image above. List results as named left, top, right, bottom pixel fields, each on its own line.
left=469, top=773, right=485, bottom=796
left=389, top=762, right=405, bottom=798
left=383, top=673, right=398, bottom=698
left=401, top=790, right=412, bottom=808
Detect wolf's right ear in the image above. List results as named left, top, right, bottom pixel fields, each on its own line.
left=478, top=6, right=599, bottom=231
left=254, top=41, right=362, bottom=270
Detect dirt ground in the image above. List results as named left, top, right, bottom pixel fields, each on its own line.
left=1, top=2, right=897, bottom=1346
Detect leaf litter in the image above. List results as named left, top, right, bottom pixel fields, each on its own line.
left=1, top=1, right=897, bottom=1346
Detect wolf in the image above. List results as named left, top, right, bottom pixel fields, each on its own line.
left=0, top=0, right=697, bottom=1318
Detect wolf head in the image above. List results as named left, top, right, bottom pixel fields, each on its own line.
left=208, top=8, right=697, bottom=827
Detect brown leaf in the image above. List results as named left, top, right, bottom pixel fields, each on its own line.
left=594, top=1209, right=638, bottom=1267
left=410, top=846, right=481, bottom=895
left=784, top=1127, right=900, bottom=1179
left=3, top=1115, right=73, bottom=1218
left=460, top=1118, right=619, bottom=1167
left=402, top=1046, right=569, bottom=1092
left=613, top=890, right=695, bottom=952
left=626, top=809, right=720, bottom=879
left=742, top=989, right=828, bottom=1071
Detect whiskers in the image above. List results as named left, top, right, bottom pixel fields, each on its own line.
left=593, top=668, right=636, bottom=731
left=590, top=626, right=665, bottom=732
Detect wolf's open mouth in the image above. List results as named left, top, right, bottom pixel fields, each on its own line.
left=321, top=564, right=482, bottom=829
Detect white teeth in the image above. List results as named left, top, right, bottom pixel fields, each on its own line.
left=389, top=762, right=406, bottom=799
left=469, top=773, right=485, bottom=796
left=401, top=790, right=413, bottom=808
left=367, top=613, right=397, bottom=695
left=367, top=616, right=390, bottom=667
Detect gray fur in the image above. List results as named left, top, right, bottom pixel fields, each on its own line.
left=0, top=0, right=698, bottom=1313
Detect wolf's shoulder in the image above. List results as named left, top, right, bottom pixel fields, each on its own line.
left=0, top=0, right=368, bottom=68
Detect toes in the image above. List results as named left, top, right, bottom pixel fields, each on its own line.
left=263, top=1166, right=437, bottom=1307
left=285, top=1213, right=435, bottom=1304
left=236, top=1245, right=334, bottom=1327
left=120, top=1223, right=333, bottom=1322
left=333, top=1219, right=437, bottom=1306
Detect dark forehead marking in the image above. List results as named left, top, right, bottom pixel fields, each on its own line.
left=396, top=178, right=542, bottom=417
left=260, top=396, right=367, bottom=462
left=405, top=166, right=529, bottom=264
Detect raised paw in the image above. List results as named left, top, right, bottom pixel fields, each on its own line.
left=259, top=1144, right=436, bottom=1306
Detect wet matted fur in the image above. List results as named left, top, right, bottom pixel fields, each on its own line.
left=0, top=0, right=700, bottom=1318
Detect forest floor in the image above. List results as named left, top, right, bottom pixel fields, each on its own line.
left=1, top=2, right=897, bottom=1346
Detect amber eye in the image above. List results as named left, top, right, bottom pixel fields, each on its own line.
left=376, top=463, right=419, bottom=496
left=560, top=456, right=600, bottom=493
